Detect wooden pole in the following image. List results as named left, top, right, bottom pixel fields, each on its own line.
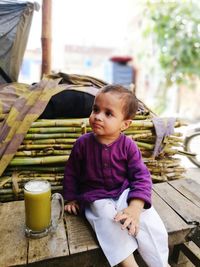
left=41, top=0, right=52, bottom=77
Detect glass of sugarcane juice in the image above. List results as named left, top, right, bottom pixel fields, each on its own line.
left=24, top=180, right=64, bottom=238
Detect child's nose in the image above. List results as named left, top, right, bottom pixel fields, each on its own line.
left=95, top=113, right=103, bottom=121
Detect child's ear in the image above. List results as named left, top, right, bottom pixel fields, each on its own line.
left=121, top=119, right=132, bottom=131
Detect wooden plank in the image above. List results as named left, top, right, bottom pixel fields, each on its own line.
left=28, top=203, right=69, bottom=264
left=169, top=179, right=200, bottom=208
left=0, top=201, right=27, bottom=267
left=185, top=169, right=200, bottom=185
left=173, top=242, right=200, bottom=267
left=152, top=191, right=194, bottom=246
left=64, top=213, right=99, bottom=255
left=152, top=191, right=191, bottom=233
left=25, top=249, right=109, bottom=267
left=153, top=181, right=200, bottom=224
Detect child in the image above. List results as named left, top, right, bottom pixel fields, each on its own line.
left=63, top=85, right=169, bottom=267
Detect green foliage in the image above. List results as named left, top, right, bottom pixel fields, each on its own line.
left=144, top=0, right=200, bottom=87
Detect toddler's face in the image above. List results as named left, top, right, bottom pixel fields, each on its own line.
left=89, top=92, right=129, bottom=141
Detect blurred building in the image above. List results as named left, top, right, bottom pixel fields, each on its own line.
left=19, top=44, right=136, bottom=88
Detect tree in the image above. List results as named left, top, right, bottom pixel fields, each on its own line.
left=142, top=0, right=200, bottom=114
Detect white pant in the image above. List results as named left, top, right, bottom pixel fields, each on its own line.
left=85, top=189, right=169, bottom=267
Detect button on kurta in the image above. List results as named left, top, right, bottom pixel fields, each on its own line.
left=102, top=146, right=111, bottom=182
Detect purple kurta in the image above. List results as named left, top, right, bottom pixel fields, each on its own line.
left=63, top=132, right=152, bottom=209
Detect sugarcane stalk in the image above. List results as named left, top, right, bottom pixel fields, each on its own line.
left=167, top=136, right=184, bottom=143
left=0, top=188, right=23, bottom=194
left=127, top=133, right=153, bottom=140
left=167, top=175, right=184, bottom=180
left=5, top=166, right=65, bottom=172
left=9, top=155, right=69, bottom=166
left=19, top=144, right=73, bottom=150
left=146, top=162, right=181, bottom=168
left=137, top=137, right=155, bottom=143
left=0, top=194, right=24, bottom=201
left=164, top=140, right=182, bottom=147
left=2, top=180, right=63, bottom=189
left=151, top=174, right=168, bottom=182
left=124, top=129, right=152, bottom=135
left=145, top=157, right=181, bottom=164
left=25, top=133, right=80, bottom=139
left=177, top=150, right=196, bottom=157
left=31, top=118, right=89, bottom=127
left=140, top=151, right=153, bottom=157
left=134, top=115, right=152, bottom=120
left=15, top=149, right=54, bottom=157
left=130, top=120, right=154, bottom=128
left=129, top=120, right=186, bottom=129
left=22, top=138, right=78, bottom=144
left=171, top=132, right=183, bottom=137
left=165, top=172, right=184, bottom=178
left=23, top=137, right=81, bottom=145
left=0, top=174, right=63, bottom=183
left=50, top=150, right=71, bottom=155
left=148, top=166, right=185, bottom=173
left=17, top=172, right=63, bottom=178
left=28, top=127, right=82, bottom=134
left=15, top=149, right=71, bottom=157
left=135, top=141, right=154, bottom=150
left=139, top=136, right=183, bottom=146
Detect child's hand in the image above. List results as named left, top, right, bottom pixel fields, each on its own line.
left=114, top=199, right=144, bottom=236
left=64, top=200, right=80, bottom=215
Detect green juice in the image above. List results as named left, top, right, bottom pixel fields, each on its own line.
left=24, top=181, right=51, bottom=232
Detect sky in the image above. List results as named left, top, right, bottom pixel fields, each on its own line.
left=27, top=0, right=135, bottom=49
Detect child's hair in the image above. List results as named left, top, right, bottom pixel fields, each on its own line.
left=99, top=84, right=138, bottom=119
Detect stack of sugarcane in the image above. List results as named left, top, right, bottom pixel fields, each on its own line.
left=0, top=118, right=84, bottom=202
left=0, top=111, right=188, bottom=202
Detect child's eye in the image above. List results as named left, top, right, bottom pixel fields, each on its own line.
left=92, top=106, right=99, bottom=113
left=105, top=111, right=112, bottom=117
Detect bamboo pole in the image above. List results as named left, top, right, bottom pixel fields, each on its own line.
left=41, top=0, right=52, bottom=77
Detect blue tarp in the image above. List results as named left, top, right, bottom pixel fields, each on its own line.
left=0, top=0, right=39, bottom=83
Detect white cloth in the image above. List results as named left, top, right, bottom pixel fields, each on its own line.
left=85, top=189, right=169, bottom=267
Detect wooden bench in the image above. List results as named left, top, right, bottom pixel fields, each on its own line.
left=0, top=178, right=200, bottom=267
